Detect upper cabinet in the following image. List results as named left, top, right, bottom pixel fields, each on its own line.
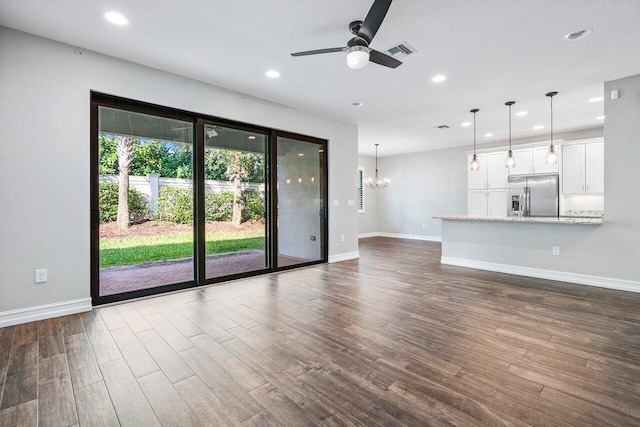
left=508, top=146, right=559, bottom=175
left=508, top=148, right=533, bottom=175
left=562, top=140, right=604, bottom=194
left=467, top=152, right=507, bottom=190
left=532, top=146, right=559, bottom=174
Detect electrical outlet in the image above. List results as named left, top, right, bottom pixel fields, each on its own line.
left=347, top=200, right=355, bottom=207
left=35, top=269, right=47, bottom=283
left=552, top=246, right=560, bottom=255
left=333, top=200, right=339, bottom=207
left=340, top=235, right=345, bottom=242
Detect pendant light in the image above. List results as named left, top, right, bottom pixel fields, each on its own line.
left=545, top=91, right=559, bottom=164
left=365, top=144, right=390, bottom=189
left=469, top=109, right=480, bottom=171
left=505, top=101, right=516, bottom=168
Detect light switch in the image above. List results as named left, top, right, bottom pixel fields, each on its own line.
left=347, top=200, right=355, bottom=207
left=611, top=89, right=619, bottom=100
left=333, top=200, right=339, bottom=206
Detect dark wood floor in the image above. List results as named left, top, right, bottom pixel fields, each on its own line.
left=1, top=237, right=640, bottom=426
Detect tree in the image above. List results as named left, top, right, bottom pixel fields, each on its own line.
left=115, top=135, right=136, bottom=228
left=98, top=134, right=118, bottom=175
left=225, top=152, right=248, bottom=227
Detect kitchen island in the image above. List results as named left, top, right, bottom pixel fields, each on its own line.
left=432, top=214, right=639, bottom=293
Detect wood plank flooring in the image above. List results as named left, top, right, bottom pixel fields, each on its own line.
left=1, top=237, right=640, bottom=426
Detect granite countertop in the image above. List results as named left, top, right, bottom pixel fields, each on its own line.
left=433, top=215, right=604, bottom=225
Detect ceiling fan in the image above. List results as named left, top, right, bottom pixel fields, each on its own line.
left=290, top=0, right=401, bottom=70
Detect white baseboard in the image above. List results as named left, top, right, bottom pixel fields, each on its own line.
left=0, top=297, right=92, bottom=327
left=358, top=232, right=441, bottom=242
left=357, top=232, right=380, bottom=239
left=329, top=251, right=360, bottom=263
left=441, top=256, right=640, bottom=294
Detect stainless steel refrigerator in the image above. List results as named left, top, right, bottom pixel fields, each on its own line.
left=507, top=174, right=559, bottom=217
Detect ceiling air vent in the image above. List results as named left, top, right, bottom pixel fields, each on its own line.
left=436, top=125, right=450, bottom=129
left=384, top=42, right=417, bottom=60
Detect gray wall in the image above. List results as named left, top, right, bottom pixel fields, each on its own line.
left=441, top=73, right=640, bottom=284
left=0, top=27, right=358, bottom=314
left=357, top=155, right=379, bottom=235
left=376, top=147, right=468, bottom=238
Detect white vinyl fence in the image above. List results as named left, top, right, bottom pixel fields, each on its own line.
left=99, top=174, right=264, bottom=214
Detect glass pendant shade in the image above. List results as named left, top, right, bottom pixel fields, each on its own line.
left=545, top=145, right=558, bottom=164
left=545, top=91, right=558, bottom=164
left=470, top=154, right=480, bottom=171
left=505, top=150, right=516, bottom=168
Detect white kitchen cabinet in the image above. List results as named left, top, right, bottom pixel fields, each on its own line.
left=585, top=142, right=604, bottom=193
left=468, top=151, right=507, bottom=217
left=508, top=148, right=533, bottom=175
left=486, top=151, right=508, bottom=189
left=467, top=152, right=506, bottom=190
left=532, top=145, right=559, bottom=174
left=562, top=141, right=603, bottom=194
left=508, top=146, right=559, bottom=175
left=468, top=189, right=507, bottom=217
left=487, top=189, right=508, bottom=217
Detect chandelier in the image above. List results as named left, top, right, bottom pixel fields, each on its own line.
left=365, top=144, right=390, bottom=189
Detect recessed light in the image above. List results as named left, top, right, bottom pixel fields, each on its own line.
left=431, top=75, right=447, bottom=83
left=565, top=28, right=592, bottom=41
left=265, top=70, right=280, bottom=78
left=298, top=153, right=304, bottom=157
left=248, top=136, right=256, bottom=140
left=596, top=116, right=605, bottom=120
left=461, top=122, right=471, bottom=127
left=484, top=133, right=493, bottom=137
left=589, top=96, right=604, bottom=102
left=105, top=12, right=128, bottom=25
left=534, top=125, right=544, bottom=130
left=352, top=102, right=363, bottom=107
left=516, top=111, right=528, bottom=117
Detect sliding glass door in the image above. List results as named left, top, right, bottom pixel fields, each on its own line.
left=91, top=93, right=327, bottom=305
left=201, top=122, right=269, bottom=279
left=96, top=106, right=194, bottom=296
left=275, top=134, right=327, bottom=268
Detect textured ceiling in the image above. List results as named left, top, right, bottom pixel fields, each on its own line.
left=1, top=0, right=638, bottom=156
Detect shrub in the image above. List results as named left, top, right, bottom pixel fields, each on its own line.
left=99, top=181, right=148, bottom=223
left=205, top=191, right=234, bottom=222
left=243, top=191, right=265, bottom=221
left=156, top=187, right=193, bottom=224
left=155, top=187, right=265, bottom=224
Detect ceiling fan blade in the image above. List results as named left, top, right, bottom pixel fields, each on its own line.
left=369, top=49, right=402, bottom=68
left=358, top=0, right=393, bottom=44
left=291, top=47, right=344, bottom=57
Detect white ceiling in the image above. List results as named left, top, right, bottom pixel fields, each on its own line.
left=1, top=0, right=639, bottom=157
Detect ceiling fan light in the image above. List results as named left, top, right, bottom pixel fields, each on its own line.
left=346, top=46, right=370, bottom=69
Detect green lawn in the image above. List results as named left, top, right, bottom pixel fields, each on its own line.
left=100, top=230, right=265, bottom=268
